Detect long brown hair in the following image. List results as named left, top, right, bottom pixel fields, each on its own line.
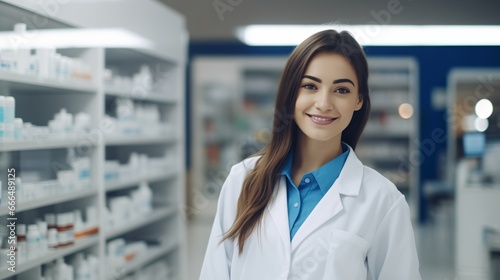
left=223, top=29, right=371, bottom=253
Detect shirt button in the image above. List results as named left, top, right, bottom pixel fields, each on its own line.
left=293, top=202, right=299, bottom=208
left=304, top=178, right=310, bottom=183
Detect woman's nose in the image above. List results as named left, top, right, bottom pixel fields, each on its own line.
left=315, top=89, right=333, bottom=111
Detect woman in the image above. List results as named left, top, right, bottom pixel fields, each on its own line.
left=199, top=29, right=421, bottom=280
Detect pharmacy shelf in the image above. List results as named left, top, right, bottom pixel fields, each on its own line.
left=104, top=134, right=177, bottom=146
left=0, top=235, right=99, bottom=279
left=105, top=88, right=177, bottom=104
left=362, top=131, right=410, bottom=138
left=105, top=207, right=177, bottom=240
left=360, top=57, right=419, bottom=220
left=484, top=225, right=500, bottom=252
left=0, top=137, right=94, bottom=152
left=106, top=239, right=178, bottom=280
left=244, top=108, right=275, bottom=118
left=467, top=183, right=500, bottom=189
left=0, top=71, right=96, bottom=94
left=0, top=2, right=187, bottom=279
left=359, top=155, right=409, bottom=162
left=204, top=134, right=234, bottom=145
left=367, top=79, right=409, bottom=88
left=370, top=105, right=402, bottom=112
left=0, top=188, right=97, bottom=216
left=104, top=47, right=178, bottom=68
left=106, top=168, right=177, bottom=192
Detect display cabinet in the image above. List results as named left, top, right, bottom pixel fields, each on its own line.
left=356, top=57, right=420, bottom=219
left=447, top=69, right=500, bottom=280
left=190, top=56, right=287, bottom=219
left=0, top=1, right=187, bottom=279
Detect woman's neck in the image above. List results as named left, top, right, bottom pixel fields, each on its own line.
left=292, top=133, right=343, bottom=174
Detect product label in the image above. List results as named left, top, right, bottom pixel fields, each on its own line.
left=5, top=108, right=13, bottom=123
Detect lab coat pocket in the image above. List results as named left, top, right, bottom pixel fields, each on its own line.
left=323, top=230, right=368, bottom=280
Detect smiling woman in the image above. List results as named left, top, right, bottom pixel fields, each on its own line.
left=199, top=29, right=421, bottom=280
left=294, top=52, right=363, bottom=147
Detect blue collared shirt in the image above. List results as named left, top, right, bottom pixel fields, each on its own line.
left=281, top=143, right=349, bottom=240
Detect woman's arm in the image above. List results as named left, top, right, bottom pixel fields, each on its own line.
left=366, top=196, right=421, bottom=280
left=199, top=165, right=239, bottom=280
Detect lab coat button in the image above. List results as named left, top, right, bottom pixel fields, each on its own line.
left=293, top=202, right=299, bottom=208
left=281, top=266, right=289, bottom=278
left=304, top=177, right=310, bottom=183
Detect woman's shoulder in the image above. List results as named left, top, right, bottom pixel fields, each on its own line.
left=220, top=156, right=261, bottom=193
left=360, top=164, right=404, bottom=201
left=229, top=155, right=261, bottom=175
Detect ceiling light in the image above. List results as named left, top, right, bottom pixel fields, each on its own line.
left=237, top=25, right=500, bottom=46
left=0, top=28, right=153, bottom=49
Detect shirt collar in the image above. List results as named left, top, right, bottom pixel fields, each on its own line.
left=280, top=142, right=350, bottom=194
left=280, top=149, right=294, bottom=183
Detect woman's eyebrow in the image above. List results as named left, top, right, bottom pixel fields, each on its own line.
left=303, top=75, right=321, bottom=83
left=303, top=75, right=355, bottom=87
left=333, top=78, right=355, bottom=87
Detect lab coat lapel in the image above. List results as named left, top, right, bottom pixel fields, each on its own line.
left=291, top=148, right=364, bottom=251
left=267, top=176, right=291, bottom=253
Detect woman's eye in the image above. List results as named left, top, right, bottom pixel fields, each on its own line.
left=302, top=84, right=317, bottom=90
left=335, top=88, right=350, bottom=94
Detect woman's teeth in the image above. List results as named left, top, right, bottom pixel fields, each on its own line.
left=311, top=116, right=332, bottom=121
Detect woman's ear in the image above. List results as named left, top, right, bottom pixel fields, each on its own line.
left=354, top=96, right=363, bottom=111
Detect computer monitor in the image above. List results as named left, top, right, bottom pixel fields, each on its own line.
left=462, top=132, right=486, bottom=158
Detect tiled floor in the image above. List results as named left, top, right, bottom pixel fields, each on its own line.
left=187, top=200, right=456, bottom=280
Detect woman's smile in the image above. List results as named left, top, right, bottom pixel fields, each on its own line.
left=306, top=113, right=338, bottom=125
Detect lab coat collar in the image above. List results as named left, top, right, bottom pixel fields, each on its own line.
left=267, top=176, right=292, bottom=254
left=337, top=144, right=363, bottom=197
left=268, top=145, right=364, bottom=252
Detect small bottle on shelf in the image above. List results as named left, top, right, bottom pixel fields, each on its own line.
left=47, top=228, right=59, bottom=250
left=37, top=220, right=49, bottom=253
left=4, top=96, right=15, bottom=140
left=66, top=212, right=75, bottom=246
left=56, top=213, right=68, bottom=248
left=16, top=224, right=27, bottom=264
left=46, top=213, right=57, bottom=230
left=14, top=118, right=23, bottom=140
left=26, top=224, right=41, bottom=260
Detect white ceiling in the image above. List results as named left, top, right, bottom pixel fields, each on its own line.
left=159, top=0, right=500, bottom=41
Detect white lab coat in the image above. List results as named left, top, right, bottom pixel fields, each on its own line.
left=199, top=146, right=421, bottom=280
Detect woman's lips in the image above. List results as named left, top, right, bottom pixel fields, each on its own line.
left=306, top=113, right=338, bottom=125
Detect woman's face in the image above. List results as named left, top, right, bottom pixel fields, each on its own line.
left=294, top=52, right=363, bottom=145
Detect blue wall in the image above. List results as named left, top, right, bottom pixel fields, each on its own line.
left=187, top=41, right=500, bottom=222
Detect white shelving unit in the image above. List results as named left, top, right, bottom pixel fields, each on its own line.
left=455, top=160, right=500, bottom=280
left=0, top=1, right=187, bottom=279
left=355, top=57, right=420, bottom=219
left=446, top=69, right=500, bottom=280
left=190, top=56, right=287, bottom=220
left=0, top=138, right=94, bottom=152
